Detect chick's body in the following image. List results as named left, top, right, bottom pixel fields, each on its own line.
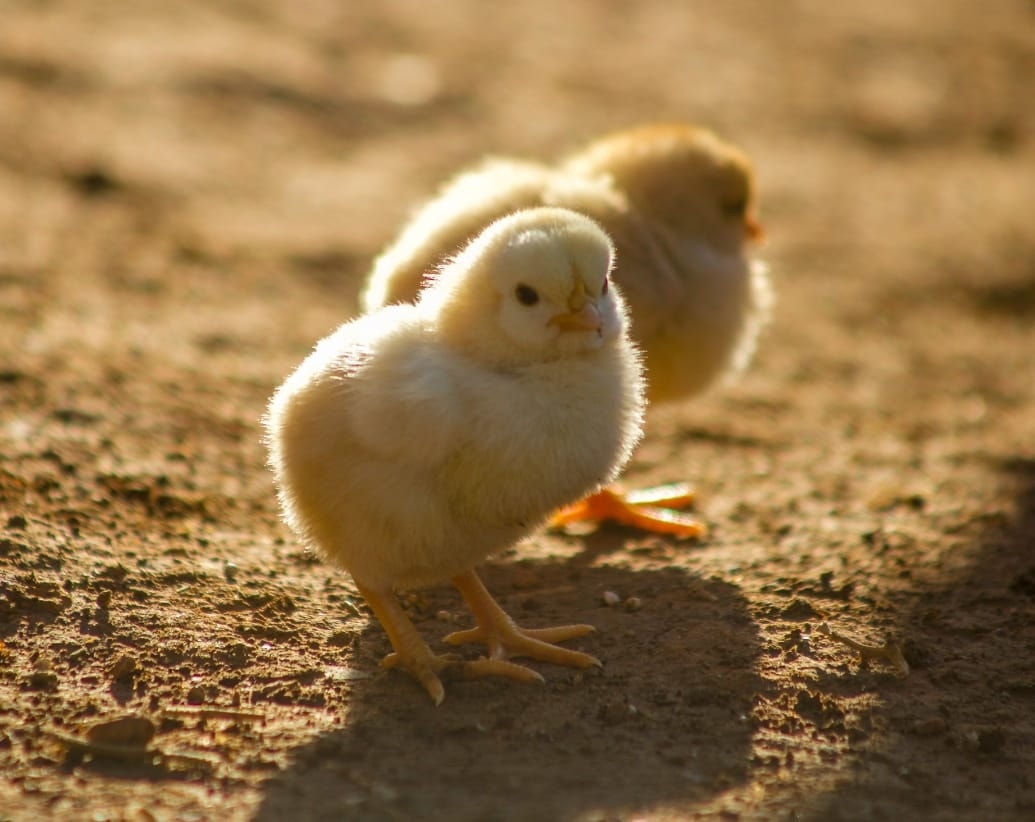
left=360, top=124, right=771, bottom=536
left=362, top=124, right=771, bottom=406
left=266, top=207, right=644, bottom=703
left=269, top=303, right=637, bottom=589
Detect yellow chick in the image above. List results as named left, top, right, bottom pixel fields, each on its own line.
left=361, top=124, right=771, bottom=537
left=265, top=207, right=645, bottom=704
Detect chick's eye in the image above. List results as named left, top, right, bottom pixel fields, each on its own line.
left=515, top=284, right=540, bottom=306
left=723, top=196, right=748, bottom=218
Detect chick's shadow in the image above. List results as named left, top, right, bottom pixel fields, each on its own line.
left=255, top=557, right=767, bottom=821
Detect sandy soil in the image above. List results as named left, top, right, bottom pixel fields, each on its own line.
left=2, top=1, right=1034, bottom=819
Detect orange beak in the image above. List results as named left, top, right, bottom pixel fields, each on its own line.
left=549, top=281, right=603, bottom=333
left=745, top=213, right=766, bottom=244
left=549, top=301, right=603, bottom=333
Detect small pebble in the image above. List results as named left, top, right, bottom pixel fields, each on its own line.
left=624, top=596, right=643, bottom=612
left=86, top=715, right=155, bottom=747
left=959, top=725, right=1006, bottom=755
left=597, top=700, right=638, bottom=725
left=109, top=654, right=137, bottom=681
left=28, top=670, right=59, bottom=691
left=602, top=591, right=621, bottom=607
left=912, top=717, right=947, bottom=736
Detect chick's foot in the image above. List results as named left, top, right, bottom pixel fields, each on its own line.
left=356, top=582, right=447, bottom=704
left=549, top=485, right=707, bottom=538
left=445, top=570, right=602, bottom=669
left=357, top=582, right=543, bottom=705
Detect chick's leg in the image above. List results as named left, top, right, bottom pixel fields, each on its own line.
left=445, top=570, right=601, bottom=669
left=549, top=485, right=707, bottom=538
left=355, top=582, right=542, bottom=706
left=355, top=582, right=448, bottom=704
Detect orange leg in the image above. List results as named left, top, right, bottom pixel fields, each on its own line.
left=549, top=485, right=707, bottom=538
left=444, top=570, right=601, bottom=669
left=356, top=581, right=541, bottom=705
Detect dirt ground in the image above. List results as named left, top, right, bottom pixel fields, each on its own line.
left=2, top=1, right=1034, bottom=819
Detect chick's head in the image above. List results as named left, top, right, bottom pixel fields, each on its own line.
left=565, top=124, right=763, bottom=255
left=424, top=207, right=626, bottom=367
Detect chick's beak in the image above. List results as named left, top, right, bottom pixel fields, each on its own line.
left=745, top=212, right=766, bottom=244
left=548, top=301, right=603, bottom=333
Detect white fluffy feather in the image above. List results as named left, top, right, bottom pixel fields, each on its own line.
left=265, top=207, right=644, bottom=590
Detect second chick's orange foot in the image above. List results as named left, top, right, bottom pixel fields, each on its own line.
left=361, top=123, right=771, bottom=538
left=265, top=207, right=644, bottom=704
left=548, top=483, right=708, bottom=539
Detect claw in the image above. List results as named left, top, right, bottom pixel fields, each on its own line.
left=448, top=570, right=602, bottom=670
left=357, top=582, right=551, bottom=704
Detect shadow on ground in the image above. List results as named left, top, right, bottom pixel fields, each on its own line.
left=803, top=457, right=1035, bottom=821
left=255, top=559, right=766, bottom=821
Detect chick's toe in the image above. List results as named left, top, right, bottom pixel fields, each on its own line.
left=360, top=582, right=546, bottom=704
left=549, top=487, right=707, bottom=539
left=444, top=571, right=602, bottom=669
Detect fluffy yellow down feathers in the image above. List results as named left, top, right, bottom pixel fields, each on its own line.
left=265, top=207, right=644, bottom=703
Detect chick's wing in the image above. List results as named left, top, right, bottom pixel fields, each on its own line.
left=319, top=311, right=466, bottom=469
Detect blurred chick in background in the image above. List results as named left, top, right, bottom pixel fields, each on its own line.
left=266, top=208, right=645, bottom=704
left=362, top=124, right=772, bottom=538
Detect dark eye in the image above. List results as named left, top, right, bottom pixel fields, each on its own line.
left=722, top=196, right=748, bottom=218
left=515, top=284, right=539, bottom=306
left=601, top=277, right=609, bottom=296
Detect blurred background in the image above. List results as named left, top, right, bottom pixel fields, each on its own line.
left=3, top=1, right=1033, bottom=395
left=1, top=1, right=1034, bottom=820
left=3, top=1, right=1032, bottom=281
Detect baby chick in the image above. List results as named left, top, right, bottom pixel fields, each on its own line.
left=265, top=207, right=644, bottom=704
left=361, top=124, right=771, bottom=537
